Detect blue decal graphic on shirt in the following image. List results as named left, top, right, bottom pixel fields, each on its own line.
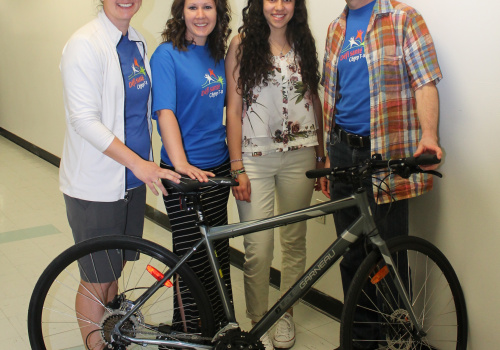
left=201, top=68, right=224, bottom=98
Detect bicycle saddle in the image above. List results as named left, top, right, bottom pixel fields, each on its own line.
left=161, top=176, right=238, bottom=193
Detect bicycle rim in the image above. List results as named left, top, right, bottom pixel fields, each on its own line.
left=28, top=236, right=215, bottom=349
left=340, top=236, right=467, bottom=350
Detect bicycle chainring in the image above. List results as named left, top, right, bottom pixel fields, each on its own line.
left=215, top=329, right=265, bottom=350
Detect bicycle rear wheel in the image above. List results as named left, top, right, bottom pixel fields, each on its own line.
left=28, top=235, right=215, bottom=349
left=340, top=236, right=467, bottom=350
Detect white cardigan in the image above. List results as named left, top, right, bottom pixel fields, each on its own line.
left=59, top=10, right=152, bottom=202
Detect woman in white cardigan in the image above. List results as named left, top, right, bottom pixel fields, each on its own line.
left=59, top=1, right=179, bottom=347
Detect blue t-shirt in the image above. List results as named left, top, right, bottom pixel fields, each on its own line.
left=116, top=34, right=151, bottom=189
left=336, top=0, right=375, bottom=136
left=151, top=42, right=228, bottom=169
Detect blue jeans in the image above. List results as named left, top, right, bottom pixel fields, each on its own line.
left=329, top=132, right=409, bottom=348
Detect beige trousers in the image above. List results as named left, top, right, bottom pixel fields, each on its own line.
left=236, top=147, right=316, bottom=322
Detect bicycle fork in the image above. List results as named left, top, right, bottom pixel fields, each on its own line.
left=369, top=234, right=427, bottom=339
left=355, top=190, right=426, bottom=339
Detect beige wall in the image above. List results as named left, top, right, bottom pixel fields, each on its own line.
left=1, top=1, right=499, bottom=347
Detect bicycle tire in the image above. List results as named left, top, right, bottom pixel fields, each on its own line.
left=340, top=236, right=467, bottom=350
left=28, top=235, right=215, bottom=349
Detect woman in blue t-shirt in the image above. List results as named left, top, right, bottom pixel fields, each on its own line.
left=150, top=0, right=232, bottom=333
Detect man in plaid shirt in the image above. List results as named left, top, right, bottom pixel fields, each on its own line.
left=319, top=0, right=442, bottom=348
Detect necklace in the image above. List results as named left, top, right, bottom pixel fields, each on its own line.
left=269, top=39, right=287, bottom=58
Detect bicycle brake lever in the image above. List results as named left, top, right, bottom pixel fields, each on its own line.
left=393, top=165, right=442, bottom=179
left=422, top=169, right=443, bottom=178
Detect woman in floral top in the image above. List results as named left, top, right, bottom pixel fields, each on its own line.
left=226, top=1, right=324, bottom=348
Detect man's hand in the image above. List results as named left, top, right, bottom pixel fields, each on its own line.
left=414, top=134, right=442, bottom=171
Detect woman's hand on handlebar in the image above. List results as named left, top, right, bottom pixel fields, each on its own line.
left=314, top=158, right=326, bottom=191
left=175, top=162, right=215, bottom=183
left=232, top=173, right=251, bottom=202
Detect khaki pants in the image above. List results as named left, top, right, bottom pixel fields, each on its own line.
left=236, top=147, right=315, bottom=322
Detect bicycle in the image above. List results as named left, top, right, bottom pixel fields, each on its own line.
left=28, top=154, right=467, bottom=350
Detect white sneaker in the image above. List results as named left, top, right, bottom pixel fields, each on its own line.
left=272, top=312, right=295, bottom=348
left=260, top=332, right=275, bottom=350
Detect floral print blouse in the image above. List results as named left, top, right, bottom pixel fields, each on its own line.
left=241, top=49, right=319, bottom=156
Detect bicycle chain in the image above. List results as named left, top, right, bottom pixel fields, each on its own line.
left=118, top=325, right=212, bottom=343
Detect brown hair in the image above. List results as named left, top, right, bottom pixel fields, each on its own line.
left=160, top=0, right=232, bottom=64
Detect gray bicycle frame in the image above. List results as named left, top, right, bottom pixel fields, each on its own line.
left=116, top=188, right=423, bottom=348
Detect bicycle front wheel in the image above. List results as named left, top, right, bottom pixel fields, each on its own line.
left=340, top=236, right=467, bottom=350
left=28, top=235, right=215, bottom=349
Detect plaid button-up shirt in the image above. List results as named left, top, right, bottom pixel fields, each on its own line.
left=321, top=0, right=442, bottom=204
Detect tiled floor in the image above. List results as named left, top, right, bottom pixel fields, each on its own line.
left=0, top=135, right=339, bottom=349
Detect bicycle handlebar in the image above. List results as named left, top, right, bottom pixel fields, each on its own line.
left=160, top=155, right=440, bottom=194
left=371, top=154, right=440, bottom=169
left=305, top=154, right=441, bottom=182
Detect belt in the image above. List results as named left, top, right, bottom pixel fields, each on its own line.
left=333, top=124, right=370, bottom=148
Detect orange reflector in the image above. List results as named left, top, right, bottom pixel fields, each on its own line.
left=147, top=265, right=173, bottom=288
left=371, top=265, right=389, bottom=284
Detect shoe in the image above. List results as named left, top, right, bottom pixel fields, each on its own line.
left=260, top=332, right=275, bottom=350
left=272, top=312, right=295, bottom=349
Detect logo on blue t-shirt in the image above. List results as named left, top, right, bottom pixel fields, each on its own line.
left=339, top=30, right=365, bottom=63
left=201, top=68, right=224, bottom=98
left=128, top=58, right=148, bottom=90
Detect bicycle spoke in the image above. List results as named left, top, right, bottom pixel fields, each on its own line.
left=28, top=236, right=215, bottom=349
left=341, top=237, right=467, bottom=350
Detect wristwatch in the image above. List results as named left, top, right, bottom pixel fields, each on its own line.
left=316, top=156, right=326, bottom=163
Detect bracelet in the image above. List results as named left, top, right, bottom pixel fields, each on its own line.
left=230, top=167, right=246, bottom=179
left=230, top=158, right=243, bottom=163
left=316, top=156, right=326, bottom=163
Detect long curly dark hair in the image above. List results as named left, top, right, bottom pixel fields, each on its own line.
left=236, top=0, right=320, bottom=100
left=160, top=0, right=232, bottom=64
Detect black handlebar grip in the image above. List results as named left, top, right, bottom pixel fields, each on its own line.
left=405, top=154, right=440, bottom=167
left=306, top=168, right=332, bottom=179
